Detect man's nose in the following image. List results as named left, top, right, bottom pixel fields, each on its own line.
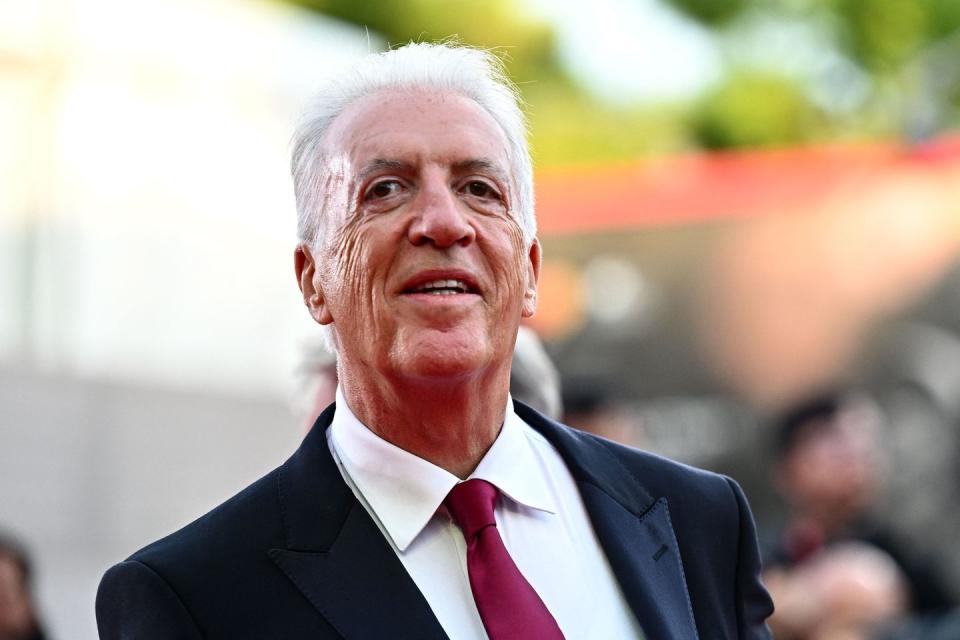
left=407, top=182, right=476, bottom=248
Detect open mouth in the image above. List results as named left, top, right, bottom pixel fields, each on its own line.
left=404, top=279, right=478, bottom=296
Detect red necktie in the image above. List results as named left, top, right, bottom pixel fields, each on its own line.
left=443, top=479, right=565, bottom=639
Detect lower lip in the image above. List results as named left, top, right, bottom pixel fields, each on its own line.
left=401, top=292, right=481, bottom=304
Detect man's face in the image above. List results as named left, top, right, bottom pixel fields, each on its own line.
left=298, top=89, right=539, bottom=383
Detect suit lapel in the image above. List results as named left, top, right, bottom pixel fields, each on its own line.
left=515, top=402, right=699, bottom=640
left=268, top=404, right=448, bottom=640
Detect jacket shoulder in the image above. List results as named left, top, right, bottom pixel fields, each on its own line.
left=97, top=559, right=203, bottom=640
left=516, top=401, right=749, bottom=555
left=127, top=466, right=284, bottom=570
left=96, top=465, right=291, bottom=638
left=591, top=433, right=736, bottom=504
left=517, top=397, right=737, bottom=515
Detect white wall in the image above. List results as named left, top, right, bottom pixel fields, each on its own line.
left=0, top=367, right=304, bottom=638
left=0, top=0, right=378, bottom=635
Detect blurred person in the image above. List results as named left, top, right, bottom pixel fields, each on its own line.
left=96, top=43, right=773, bottom=639
left=864, top=321, right=960, bottom=595
left=292, top=340, right=339, bottom=433
left=765, top=542, right=908, bottom=639
left=0, top=533, right=45, bottom=640
left=509, top=325, right=563, bottom=420
left=563, top=379, right=641, bottom=446
left=876, top=610, right=960, bottom=640
left=765, top=391, right=956, bottom=632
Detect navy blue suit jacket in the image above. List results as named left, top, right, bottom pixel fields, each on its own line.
left=96, top=402, right=773, bottom=639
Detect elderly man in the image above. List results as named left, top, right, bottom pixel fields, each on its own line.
left=96, top=43, right=773, bottom=639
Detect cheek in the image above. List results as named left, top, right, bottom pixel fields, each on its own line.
left=501, top=221, right=529, bottom=295
left=329, top=218, right=396, bottom=327
left=333, top=216, right=368, bottom=298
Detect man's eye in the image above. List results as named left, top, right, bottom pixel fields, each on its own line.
left=464, top=180, right=499, bottom=199
left=365, top=180, right=403, bottom=201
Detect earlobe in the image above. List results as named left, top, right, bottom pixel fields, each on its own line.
left=521, top=239, right=541, bottom=318
left=294, top=244, right=334, bottom=326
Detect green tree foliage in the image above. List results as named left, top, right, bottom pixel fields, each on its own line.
left=830, top=0, right=932, bottom=72
left=666, top=0, right=960, bottom=144
left=667, top=0, right=749, bottom=26
left=694, top=72, right=823, bottom=148
left=825, top=0, right=960, bottom=72
left=287, top=0, right=563, bottom=84
left=286, top=0, right=960, bottom=162
left=284, top=0, right=693, bottom=164
left=525, top=86, right=694, bottom=165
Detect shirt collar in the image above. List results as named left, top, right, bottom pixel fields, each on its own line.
left=330, top=388, right=556, bottom=552
left=470, top=399, right=557, bottom=517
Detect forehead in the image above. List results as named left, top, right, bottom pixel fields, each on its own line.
left=323, top=88, right=511, bottom=173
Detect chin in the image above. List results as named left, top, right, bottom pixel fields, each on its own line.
left=391, top=329, right=493, bottom=381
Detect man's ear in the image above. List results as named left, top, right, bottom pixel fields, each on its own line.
left=294, top=244, right=334, bottom=325
left=521, top=238, right=541, bottom=318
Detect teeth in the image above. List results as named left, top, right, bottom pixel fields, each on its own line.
left=413, top=279, right=469, bottom=293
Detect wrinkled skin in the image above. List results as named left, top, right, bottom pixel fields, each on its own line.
left=294, top=89, right=540, bottom=476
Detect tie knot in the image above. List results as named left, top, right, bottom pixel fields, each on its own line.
left=444, top=479, right=498, bottom=540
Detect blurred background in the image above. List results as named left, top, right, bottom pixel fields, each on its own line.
left=2, top=0, right=960, bottom=637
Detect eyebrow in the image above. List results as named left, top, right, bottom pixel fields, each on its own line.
left=356, top=158, right=510, bottom=183
left=356, top=158, right=409, bottom=183
left=453, top=159, right=510, bottom=184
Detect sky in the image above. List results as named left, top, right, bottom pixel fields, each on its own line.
left=524, top=0, right=721, bottom=103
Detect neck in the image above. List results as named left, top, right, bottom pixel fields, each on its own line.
left=339, top=365, right=510, bottom=479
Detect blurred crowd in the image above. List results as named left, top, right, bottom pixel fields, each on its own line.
left=761, top=391, right=959, bottom=639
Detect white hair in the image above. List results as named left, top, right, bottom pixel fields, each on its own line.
left=290, top=42, right=536, bottom=251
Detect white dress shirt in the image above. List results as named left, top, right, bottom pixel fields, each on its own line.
left=327, top=388, right=644, bottom=639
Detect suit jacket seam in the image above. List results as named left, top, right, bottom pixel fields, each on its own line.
left=653, top=498, right=699, bottom=637
left=723, top=475, right=747, bottom=637
left=277, top=465, right=293, bottom=549
left=129, top=558, right=205, bottom=638
left=592, top=436, right=657, bottom=518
